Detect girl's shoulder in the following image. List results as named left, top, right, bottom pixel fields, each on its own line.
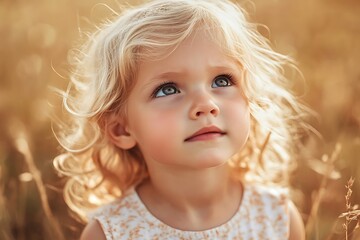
left=246, top=183, right=289, bottom=217
left=86, top=188, right=146, bottom=240
left=89, top=189, right=139, bottom=220
left=243, top=183, right=305, bottom=239
left=80, top=187, right=146, bottom=240
left=238, top=183, right=290, bottom=235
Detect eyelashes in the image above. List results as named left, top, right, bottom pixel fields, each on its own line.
left=150, top=73, right=237, bottom=99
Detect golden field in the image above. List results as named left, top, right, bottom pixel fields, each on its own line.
left=0, top=0, right=359, bottom=239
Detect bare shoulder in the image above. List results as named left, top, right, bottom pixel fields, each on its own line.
left=80, top=220, right=106, bottom=240
left=288, top=201, right=305, bottom=240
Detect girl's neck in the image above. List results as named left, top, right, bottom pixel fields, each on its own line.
left=135, top=163, right=243, bottom=230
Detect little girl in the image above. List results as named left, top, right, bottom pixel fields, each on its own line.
left=54, top=0, right=307, bottom=239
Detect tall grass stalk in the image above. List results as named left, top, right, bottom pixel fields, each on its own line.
left=10, top=120, right=65, bottom=240
left=0, top=165, right=14, bottom=240
left=305, top=143, right=342, bottom=237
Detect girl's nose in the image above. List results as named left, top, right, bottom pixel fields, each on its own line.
left=189, top=92, right=220, bottom=120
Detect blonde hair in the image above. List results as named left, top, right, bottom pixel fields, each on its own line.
left=54, top=0, right=310, bottom=221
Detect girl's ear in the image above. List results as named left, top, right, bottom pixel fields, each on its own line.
left=106, top=118, right=136, bottom=150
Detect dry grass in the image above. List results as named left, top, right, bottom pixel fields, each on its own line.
left=0, top=0, right=359, bottom=239
left=340, top=178, right=360, bottom=240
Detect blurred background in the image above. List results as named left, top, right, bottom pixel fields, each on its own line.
left=0, top=0, right=359, bottom=239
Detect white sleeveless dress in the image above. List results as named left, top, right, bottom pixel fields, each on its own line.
left=89, top=184, right=290, bottom=239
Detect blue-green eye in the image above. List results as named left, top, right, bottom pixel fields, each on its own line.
left=153, top=82, right=180, bottom=98
left=212, top=75, right=233, bottom=88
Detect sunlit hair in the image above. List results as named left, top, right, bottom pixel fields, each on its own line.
left=54, top=0, right=310, bottom=221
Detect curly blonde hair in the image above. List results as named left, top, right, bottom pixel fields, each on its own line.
left=54, top=0, right=310, bottom=221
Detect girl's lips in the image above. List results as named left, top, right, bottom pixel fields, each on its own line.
left=185, top=126, right=225, bottom=142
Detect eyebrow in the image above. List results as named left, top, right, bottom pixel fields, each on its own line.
left=149, top=65, right=240, bottom=82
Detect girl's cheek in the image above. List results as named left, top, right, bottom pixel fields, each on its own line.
left=140, top=108, right=181, bottom=136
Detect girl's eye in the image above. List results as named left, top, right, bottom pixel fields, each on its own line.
left=153, top=83, right=180, bottom=98
left=212, top=75, right=233, bottom=88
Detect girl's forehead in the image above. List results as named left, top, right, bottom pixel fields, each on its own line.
left=141, top=32, right=234, bottom=63
left=137, top=27, right=236, bottom=63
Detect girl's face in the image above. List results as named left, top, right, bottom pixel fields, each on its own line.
left=124, top=31, right=250, bottom=170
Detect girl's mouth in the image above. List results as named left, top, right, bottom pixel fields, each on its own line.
left=184, top=126, right=226, bottom=142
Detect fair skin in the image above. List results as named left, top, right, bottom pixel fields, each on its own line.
left=80, top=31, right=305, bottom=239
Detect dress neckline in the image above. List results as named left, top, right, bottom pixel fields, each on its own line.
left=129, top=182, right=248, bottom=235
